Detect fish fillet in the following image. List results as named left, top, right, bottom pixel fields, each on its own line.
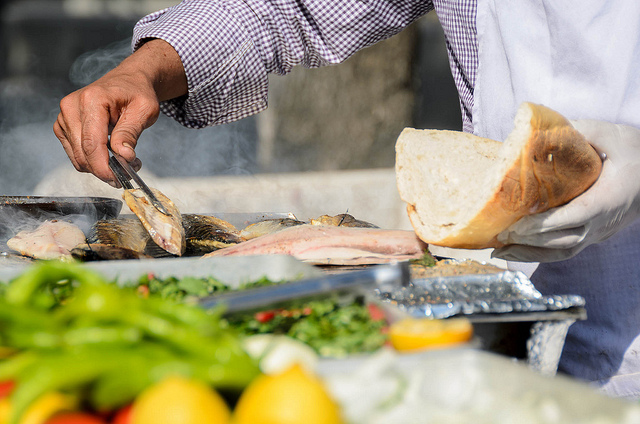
left=123, top=188, right=185, bottom=256
left=7, top=220, right=86, bottom=260
left=204, top=224, right=428, bottom=265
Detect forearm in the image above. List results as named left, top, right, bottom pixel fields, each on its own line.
left=132, top=0, right=432, bottom=128
left=133, top=39, right=188, bottom=101
left=118, top=38, right=188, bottom=102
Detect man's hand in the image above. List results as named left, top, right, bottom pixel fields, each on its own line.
left=493, top=120, right=640, bottom=262
left=53, top=39, right=187, bottom=185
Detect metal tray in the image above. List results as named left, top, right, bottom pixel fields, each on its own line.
left=0, top=196, right=123, bottom=244
left=0, top=196, right=122, bottom=222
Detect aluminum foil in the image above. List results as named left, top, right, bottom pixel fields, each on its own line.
left=375, top=270, right=585, bottom=319
left=373, top=269, right=586, bottom=375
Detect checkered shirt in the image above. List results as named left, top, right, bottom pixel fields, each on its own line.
left=133, top=0, right=478, bottom=133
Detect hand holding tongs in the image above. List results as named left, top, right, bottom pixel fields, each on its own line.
left=107, top=148, right=170, bottom=215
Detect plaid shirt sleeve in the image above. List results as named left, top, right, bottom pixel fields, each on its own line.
left=133, top=0, right=433, bottom=129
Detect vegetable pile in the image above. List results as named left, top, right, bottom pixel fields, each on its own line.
left=135, top=273, right=389, bottom=358
left=0, top=261, right=259, bottom=423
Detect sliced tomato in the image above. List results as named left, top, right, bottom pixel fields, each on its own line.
left=254, top=311, right=276, bottom=323
left=44, top=412, right=107, bottom=424
left=0, top=380, right=15, bottom=398
left=367, top=303, right=386, bottom=322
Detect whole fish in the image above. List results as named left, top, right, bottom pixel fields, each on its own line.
left=88, top=218, right=150, bottom=253
left=123, top=188, right=185, bottom=256
left=182, top=214, right=244, bottom=255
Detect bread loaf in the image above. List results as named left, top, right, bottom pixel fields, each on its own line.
left=395, top=102, right=603, bottom=249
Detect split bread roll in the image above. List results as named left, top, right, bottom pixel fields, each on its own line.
left=395, top=102, right=603, bottom=249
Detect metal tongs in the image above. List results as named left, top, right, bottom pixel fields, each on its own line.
left=107, top=148, right=170, bottom=215
left=198, top=261, right=411, bottom=315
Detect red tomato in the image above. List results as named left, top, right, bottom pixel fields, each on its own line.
left=44, top=412, right=106, bottom=424
left=111, top=405, right=132, bottom=424
left=0, top=380, right=15, bottom=398
left=367, top=303, right=387, bottom=322
left=137, top=285, right=150, bottom=298
left=254, top=311, right=276, bottom=323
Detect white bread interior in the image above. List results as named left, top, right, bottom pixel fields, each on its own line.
left=395, top=102, right=602, bottom=249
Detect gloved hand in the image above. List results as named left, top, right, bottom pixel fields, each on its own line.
left=492, top=119, right=640, bottom=263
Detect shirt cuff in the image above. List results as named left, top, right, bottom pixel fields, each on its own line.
left=133, top=0, right=268, bottom=128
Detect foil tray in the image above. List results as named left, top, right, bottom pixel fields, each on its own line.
left=375, top=269, right=585, bottom=320
left=373, top=267, right=586, bottom=375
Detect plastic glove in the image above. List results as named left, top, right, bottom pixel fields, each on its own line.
left=492, top=119, right=640, bottom=263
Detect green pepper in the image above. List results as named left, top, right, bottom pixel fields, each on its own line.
left=6, top=262, right=106, bottom=307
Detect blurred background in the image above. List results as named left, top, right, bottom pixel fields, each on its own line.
left=0, top=0, right=461, bottom=193
left=0, top=0, right=469, bottom=237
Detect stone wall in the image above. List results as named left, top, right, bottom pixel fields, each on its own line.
left=256, top=14, right=461, bottom=174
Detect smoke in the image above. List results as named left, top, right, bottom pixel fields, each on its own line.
left=68, top=38, right=131, bottom=87
left=0, top=35, right=259, bottom=197
left=66, top=38, right=260, bottom=179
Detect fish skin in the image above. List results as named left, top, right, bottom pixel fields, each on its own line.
left=71, top=243, right=154, bottom=261
left=182, top=214, right=243, bottom=255
left=123, top=188, right=185, bottom=256
left=204, top=224, right=428, bottom=265
left=88, top=218, right=150, bottom=252
left=310, top=214, right=378, bottom=228
left=239, top=218, right=305, bottom=240
left=7, top=220, right=86, bottom=260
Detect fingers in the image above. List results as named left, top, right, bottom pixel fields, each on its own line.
left=79, top=96, right=113, bottom=182
left=492, top=244, right=583, bottom=263
left=497, top=225, right=588, bottom=248
left=109, top=97, right=160, bottom=163
left=55, top=89, right=114, bottom=183
left=505, top=195, right=595, bottom=235
left=54, top=87, right=159, bottom=184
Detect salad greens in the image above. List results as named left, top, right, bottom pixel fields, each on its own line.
left=139, top=273, right=388, bottom=358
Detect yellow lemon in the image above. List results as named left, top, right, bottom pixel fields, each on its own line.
left=16, top=392, right=78, bottom=424
left=233, top=364, right=343, bottom=424
left=0, top=398, right=10, bottom=424
left=130, top=376, right=230, bottom=424
left=388, top=317, right=473, bottom=351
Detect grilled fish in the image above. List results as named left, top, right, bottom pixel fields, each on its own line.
left=88, top=218, right=150, bottom=252
left=240, top=218, right=306, bottom=240
left=310, top=214, right=378, bottom=228
left=71, top=243, right=154, bottom=261
left=123, top=188, right=185, bottom=256
left=205, top=224, right=428, bottom=265
left=7, top=220, right=86, bottom=260
left=182, top=214, right=244, bottom=255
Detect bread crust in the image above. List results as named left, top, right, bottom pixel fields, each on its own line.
left=398, top=103, right=603, bottom=249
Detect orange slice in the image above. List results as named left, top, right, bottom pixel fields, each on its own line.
left=388, top=317, right=473, bottom=351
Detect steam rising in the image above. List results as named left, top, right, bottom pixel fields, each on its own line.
left=0, top=37, right=258, bottom=196
left=69, top=38, right=259, bottom=179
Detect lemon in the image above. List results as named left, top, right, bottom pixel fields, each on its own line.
left=9, top=392, right=78, bottom=424
left=233, top=364, right=343, bottom=424
left=130, top=376, right=230, bottom=424
left=388, top=317, right=473, bottom=351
